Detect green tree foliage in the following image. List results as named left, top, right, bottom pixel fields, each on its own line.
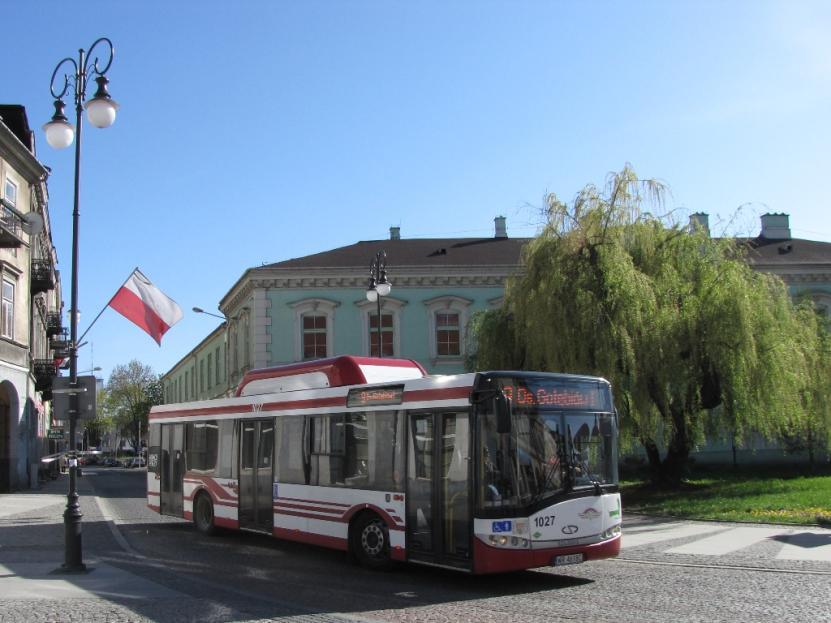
left=105, top=360, right=162, bottom=453
left=473, top=165, right=831, bottom=484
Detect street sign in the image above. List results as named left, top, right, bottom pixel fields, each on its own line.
left=47, top=427, right=65, bottom=440
left=52, top=375, right=98, bottom=420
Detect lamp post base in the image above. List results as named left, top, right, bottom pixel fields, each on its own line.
left=62, top=455, right=84, bottom=571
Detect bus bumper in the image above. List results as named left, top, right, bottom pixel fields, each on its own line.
left=472, top=533, right=621, bottom=575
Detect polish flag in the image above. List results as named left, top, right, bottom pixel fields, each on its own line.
left=108, top=269, right=183, bottom=345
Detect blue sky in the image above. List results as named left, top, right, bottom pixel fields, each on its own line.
left=6, top=1, right=831, bottom=382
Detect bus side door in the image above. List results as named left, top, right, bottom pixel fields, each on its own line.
left=160, top=423, right=184, bottom=517
left=406, top=411, right=472, bottom=570
left=239, top=418, right=275, bottom=533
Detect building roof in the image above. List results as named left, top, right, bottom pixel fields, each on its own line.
left=0, top=105, right=34, bottom=153
left=264, top=237, right=532, bottom=270
left=740, top=237, right=831, bottom=268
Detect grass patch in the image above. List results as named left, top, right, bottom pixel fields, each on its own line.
left=621, top=464, right=831, bottom=525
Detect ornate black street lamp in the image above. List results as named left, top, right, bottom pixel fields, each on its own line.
left=366, top=251, right=391, bottom=357
left=43, top=37, right=118, bottom=573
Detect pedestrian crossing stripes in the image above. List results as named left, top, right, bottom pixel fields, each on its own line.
left=623, top=520, right=831, bottom=563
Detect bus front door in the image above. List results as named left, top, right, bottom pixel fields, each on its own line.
left=406, top=412, right=472, bottom=570
left=160, top=423, right=184, bottom=517
left=239, top=419, right=275, bottom=533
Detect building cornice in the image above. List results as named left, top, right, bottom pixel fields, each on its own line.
left=0, top=122, right=48, bottom=184
left=220, top=265, right=520, bottom=312
left=751, top=264, right=831, bottom=285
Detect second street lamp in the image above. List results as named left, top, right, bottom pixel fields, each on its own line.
left=366, top=251, right=392, bottom=357
left=44, top=37, right=118, bottom=573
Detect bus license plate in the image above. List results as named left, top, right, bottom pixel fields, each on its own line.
left=553, top=553, right=584, bottom=566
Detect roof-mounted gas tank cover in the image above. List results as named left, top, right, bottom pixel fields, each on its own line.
left=235, top=356, right=428, bottom=397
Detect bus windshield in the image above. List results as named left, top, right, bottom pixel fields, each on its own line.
left=477, top=376, right=618, bottom=512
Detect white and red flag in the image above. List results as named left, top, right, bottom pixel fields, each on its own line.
left=108, top=269, right=183, bottom=345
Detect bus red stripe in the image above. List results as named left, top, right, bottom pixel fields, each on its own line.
left=275, top=508, right=347, bottom=523
left=184, top=474, right=238, bottom=501
left=274, top=502, right=343, bottom=516
left=151, top=386, right=469, bottom=421
left=276, top=496, right=350, bottom=508
left=151, top=396, right=346, bottom=420
left=184, top=493, right=237, bottom=508
left=274, top=508, right=404, bottom=531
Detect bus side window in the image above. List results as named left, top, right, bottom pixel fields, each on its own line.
left=275, top=416, right=309, bottom=485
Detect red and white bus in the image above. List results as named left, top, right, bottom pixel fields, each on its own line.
left=147, top=356, right=621, bottom=574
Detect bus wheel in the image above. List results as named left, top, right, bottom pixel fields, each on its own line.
left=194, top=492, right=217, bottom=536
left=351, top=513, right=392, bottom=570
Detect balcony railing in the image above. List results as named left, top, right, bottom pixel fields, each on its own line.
left=46, top=312, right=63, bottom=337
left=0, top=204, right=24, bottom=248
left=33, top=359, right=57, bottom=393
left=50, top=330, right=71, bottom=359
left=31, top=259, right=56, bottom=295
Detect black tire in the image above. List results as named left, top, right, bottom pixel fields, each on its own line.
left=194, top=492, right=217, bottom=536
left=351, top=513, right=392, bottom=570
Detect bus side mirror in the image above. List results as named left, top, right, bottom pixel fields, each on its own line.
left=496, top=394, right=512, bottom=434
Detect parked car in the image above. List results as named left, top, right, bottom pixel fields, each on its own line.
left=102, top=457, right=121, bottom=467
left=126, top=457, right=146, bottom=468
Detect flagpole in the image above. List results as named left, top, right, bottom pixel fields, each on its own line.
left=77, top=267, right=138, bottom=344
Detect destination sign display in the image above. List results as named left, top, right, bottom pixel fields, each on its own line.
left=347, top=385, right=404, bottom=408
left=500, top=378, right=611, bottom=411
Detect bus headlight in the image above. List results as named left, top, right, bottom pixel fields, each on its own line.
left=487, top=534, right=530, bottom=548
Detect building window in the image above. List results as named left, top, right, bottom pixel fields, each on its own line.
left=207, top=354, right=213, bottom=389
left=424, top=295, right=473, bottom=363
left=4, top=179, right=17, bottom=206
left=231, top=324, right=239, bottom=374
left=242, top=313, right=250, bottom=371
left=199, top=360, right=205, bottom=393
left=215, top=346, right=221, bottom=385
left=2, top=279, right=14, bottom=339
left=356, top=297, right=404, bottom=358
left=368, top=313, right=394, bottom=357
left=303, top=315, right=327, bottom=359
left=289, top=298, right=339, bottom=362
left=435, top=311, right=460, bottom=356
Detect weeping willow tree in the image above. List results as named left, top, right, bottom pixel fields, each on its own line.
left=472, top=165, right=831, bottom=484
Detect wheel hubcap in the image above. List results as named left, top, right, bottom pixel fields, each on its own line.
left=362, top=522, right=385, bottom=556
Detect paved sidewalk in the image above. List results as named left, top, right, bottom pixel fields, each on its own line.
left=0, top=474, right=190, bottom=622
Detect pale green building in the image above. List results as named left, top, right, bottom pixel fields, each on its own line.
left=163, top=217, right=529, bottom=402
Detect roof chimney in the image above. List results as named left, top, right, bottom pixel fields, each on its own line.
left=688, top=212, right=710, bottom=236
left=760, top=213, right=791, bottom=239
left=494, top=216, right=508, bottom=239
left=390, top=226, right=400, bottom=240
